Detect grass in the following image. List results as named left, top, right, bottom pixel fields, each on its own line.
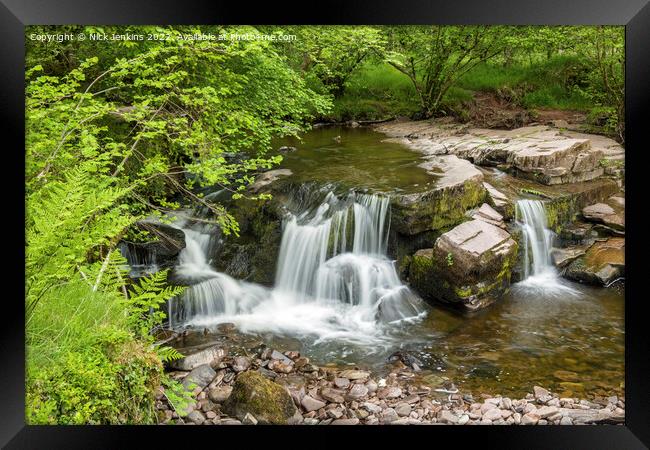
left=327, top=55, right=596, bottom=122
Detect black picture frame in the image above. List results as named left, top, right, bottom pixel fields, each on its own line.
left=2, top=1, right=648, bottom=448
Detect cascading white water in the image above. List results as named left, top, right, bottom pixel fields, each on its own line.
left=515, top=199, right=580, bottom=295
left=167, top=191, right=425, bottom=344
left=516, top=200, right=554, bottom=278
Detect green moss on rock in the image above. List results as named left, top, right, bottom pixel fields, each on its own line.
left=223, top=371, right=297, bottom=424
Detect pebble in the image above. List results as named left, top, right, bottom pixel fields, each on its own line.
left=208, top=386, right=232, bottom=403
left=378, top=386, right=402, bottom=399
left=395, top=403, right=412, bottom=417
left=521, top=412, right=540, bottom=425
left=331, top=418, right=359, bottom=425
left=301, top=395, right=326, bottom=412
left=346, top=384, right=369, bottom=401
left=334, top=378, right=350, bottom=389
left=242, top=413, right=258, bottom=425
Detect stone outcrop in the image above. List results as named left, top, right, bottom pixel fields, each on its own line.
left=375, top=120, right=623, bottom=186
left=409, top=219, right=518, bottom=311
left=483, top=182, right=514, bottom=219
left=564, top=238, right=624, bottom=285
left=582, top=201, right=625, bottom=232
left=390, top=155, right=486, bottom=235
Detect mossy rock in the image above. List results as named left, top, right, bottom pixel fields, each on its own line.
left=223, top=371, right=297, bottom=424
left=391, top=179, right=487, bottom=235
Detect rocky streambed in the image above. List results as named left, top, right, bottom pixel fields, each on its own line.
left=155, top=328, right=625, bottom=426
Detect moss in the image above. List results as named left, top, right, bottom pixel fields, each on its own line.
left=391, top=179, right=487, bottom=235
left=223, top=371, right=297, bottom=424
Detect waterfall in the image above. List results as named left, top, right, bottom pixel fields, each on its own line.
left=166, top=191, right=425, bottom=343
left=515, top=199, right=580, bottom=295
left=516, top=200, right=555, bottom=278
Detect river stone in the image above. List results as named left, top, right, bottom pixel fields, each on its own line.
left=521, top=412, right=540, bottom=425
left=381, top=408, right=400, bottom=424
left=537, top=406, right=559, bottom=419
left=533, top=386, right=553, bottom=403
left=377, top=386, right=402, bottom=399
left=395, top=403, right=412, bottom=417
left=332, top=418, right=360, bottom=425
left=223, top=371, right=297, bottom=424
left=182, top=365, right=216, bottom=390
left=346, top=384, right=369, bottom=401
left=564, top=238, right=624, bottom=285
left=334, top=378, right=350, bottom=389
left=187, top=410, right=206, bottom=425
left=511, top=138, right=604, bottom=185
left=438, top=410, right=459, bottom=424
left=409, top=219, right=518, bottom=311
left=301, top=395, right=326, bottom=412
left=169, top=346, right=226, bottom=371
left=232, top=356, right=251, bottom=372
left=338, top=369, right=370, bottom=380
left=209, top=385, right=233, bottom=403
left=551, top=247, right=587, bottom=268
left=320, top=387, right=345, bottom=403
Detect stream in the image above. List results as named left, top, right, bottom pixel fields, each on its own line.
left=149, top=126, right=624, bottom=399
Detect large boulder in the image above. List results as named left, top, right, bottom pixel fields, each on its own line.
left=390, top=155, right=486, bottom=235
left=409, top=219, right=518, bottom=311
left=223, top=371, right=298, bottom=424
left=564, top=238, right=624, bottom=285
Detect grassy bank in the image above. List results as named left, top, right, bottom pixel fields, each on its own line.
left=327, top=55, right=600, bottom=125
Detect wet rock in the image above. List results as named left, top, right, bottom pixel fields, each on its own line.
left=472, top=203, right=506, bottom=229
left=334, top=378, right=350, bottom=389
left=268, top=359, right=294, bottom=374
left=169, top=346, right=226, bottom=371
left=409, top=219, right=518, bottom=311
left=320, top=387, right=345, bottom=403
left=551, top=247, right=587, bottom=268
left=249, top=169, right=293, bottom=194
left=388, top=351, right=423, bottom=371
left=395, top=403, right=412, bottom=417
left=232, top=356, right=251, bottom=372
left=483, top=182, right=514, bottom=219
left=278, top=146, right=297, bottom=153
left=390, top=155, right=486, bottom=235
left=346, top=384, right=369, bottom=401
left=208, top=385, right=233, bottom=403
left=242, top=412, right=258, bottom=425
left=582, top=203, right=624, bottom=231
left=332, top=418, right=360, bottom=425
left=564, top=238, right=624, bottom=285
left=223, top=371, right=298, bottom=424
left=187, top=410, right=206, bottom=425
left=301, top=395, right=326, bottom=412
left=338, top=370, right=370, bottom=381
left=533, top=386, right=553, bottom=403
left=438, top=410, right=459, bottom=424
left=182, top=365, right=216, bottom=390
left=377, top=386, right=402, bottom=399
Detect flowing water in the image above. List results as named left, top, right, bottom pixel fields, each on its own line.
left=514, top=199, right=582, bottom=296
left=153, top=127, right=623, bottom=399
left=168, top=190, right=425, bottom=346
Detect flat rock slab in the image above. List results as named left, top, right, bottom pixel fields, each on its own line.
left=472, top=203, right=505, bottom=229
left=582, top=202, right=625, bottom=231
left=564, top=238, right=624, bottom=285
left=375, top=120, right=621, bottom=185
